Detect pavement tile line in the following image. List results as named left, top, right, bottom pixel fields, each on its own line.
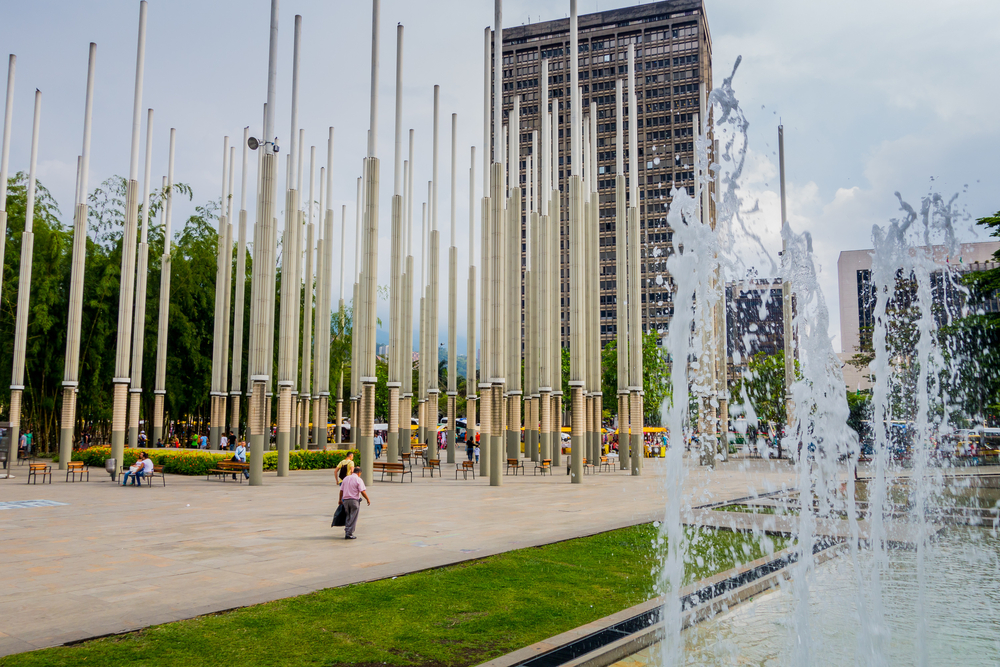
left=0, top=457, right=801, bottom=658
left=0, top=500, right=69, bottom=510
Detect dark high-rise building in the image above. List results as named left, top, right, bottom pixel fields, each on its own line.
left=725, top=278, right=787, bottom=381
left=497, top=0, right=713, bottom=348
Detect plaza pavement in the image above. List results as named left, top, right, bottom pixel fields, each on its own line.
left=0, top=453, right=797, bottom=657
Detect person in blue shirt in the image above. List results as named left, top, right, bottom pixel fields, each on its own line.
left=233, top=440, right=249, bottom=479
left=373, top=431, right=384, bottom=459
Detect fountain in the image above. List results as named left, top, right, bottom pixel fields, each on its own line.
left=612, top=58, right=1000, bottom=666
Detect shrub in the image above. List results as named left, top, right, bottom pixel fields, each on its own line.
left=55, top=446, right=358, bottom=476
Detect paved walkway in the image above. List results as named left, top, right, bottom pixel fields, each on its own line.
left=0, top=454, right=796, bottom=656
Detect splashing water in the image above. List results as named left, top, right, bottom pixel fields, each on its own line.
left=650, top=55, right=996, bottom=667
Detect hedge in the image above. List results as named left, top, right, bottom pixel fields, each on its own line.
left=53, top=446, right=358, bottom=477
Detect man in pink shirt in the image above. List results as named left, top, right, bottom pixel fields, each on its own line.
left=338, top=468, right=371, bottom=540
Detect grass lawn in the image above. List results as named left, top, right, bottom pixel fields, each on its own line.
left=2, top=525, right=787, bottom=667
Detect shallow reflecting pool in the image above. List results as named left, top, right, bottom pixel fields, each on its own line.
left=615, top=527, right=1000, bottom=666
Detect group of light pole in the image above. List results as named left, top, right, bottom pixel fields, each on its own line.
left=1, top=0, right=673, bottom=484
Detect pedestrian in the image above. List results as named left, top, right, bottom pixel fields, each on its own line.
left=199, top=433, right=208, bottom=449
left=219, top=433, right=228, bottom=451
left=466, top=433, right=474, bottom=462
left=338, top=468, right=370, bottom=540
left=373, top=431, right=384, bottom=459
left=474, top=443, right=480, bottom=464
left=334, top=451, right=355, bottom=485
left=233, top=440, right=249, bottom=479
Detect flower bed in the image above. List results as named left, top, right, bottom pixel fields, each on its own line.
left=54, top=446, right=357, bottom=476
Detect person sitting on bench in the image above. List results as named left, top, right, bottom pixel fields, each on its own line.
left=123, top=452, right=152, bottom=486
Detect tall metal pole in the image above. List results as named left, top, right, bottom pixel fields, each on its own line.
left=490, top=0, right=506, bottom=487
left=276, top=14, right=302, bottom=475
left=128, top=108, right=155, bottom=450
left=627, top=43, right=643, bottom=476
left=387, top=23, right=405, bottom=464
left=567, top=0, right=585, bottom=483
left=111, top=0, right=148, bottom=469
left=537, top=58, right=551, bottom=465
left=507, top=95, right=521, bottom=463
left=402, top=127, right=416, bottom=452
left=467, top=145, right=478, bottom=463
left=0, top=55, right=15, bottom=327
left=779, top=125, right=795, bottom=432
left=357, top=0, right=382, bottom=484
left=446, top=112, right=458, bottom=464
left=59, top=44, right=95, bottom=469
left=152, top=130, right=176, bottom=448
left=248, top=0, right=281, bottom=486
left=480, top=25, right=493, bottom=479
left=315, top=129, right=335, bottom=449
left=428, top=85, right=441, bottom=456
left=336, top=203, right=346, bottom=447
left=230, top=127, right=250, bottom=440
left=8, top=89, right=41, bottom=469
left=209, top=137, right=230, bottom=450
left=588, top=102, right=602, bottom=465
left=299, top=147, right=315, bottom=451
left=615, top=77, right=629, bottom=470
left=550, top=103, right=562, bottom=467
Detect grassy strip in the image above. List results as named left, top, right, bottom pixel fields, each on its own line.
left=2, top=525, right=787, bottom=667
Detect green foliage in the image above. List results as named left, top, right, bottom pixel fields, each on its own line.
left=54, top=446, right=358, bottom=476
left=3, top=524, right=786, bottom=667
left=599, top=333, right=671, bottom=424
left=730, top=351, right=798, bottom=427
left=846, top=390, right=871, bottom=441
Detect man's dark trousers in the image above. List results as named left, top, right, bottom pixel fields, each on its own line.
left=343, top=498, right=361, bottom=538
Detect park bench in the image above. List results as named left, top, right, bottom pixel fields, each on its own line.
left=119, top=464, right=166, bottom=486
left=17, top=449, right=34, bottom=466
left=27, top=462, right=51, bottom=484
left=373, top=461, right=412, bottom=483
left=207, top=460, right=248, bottom=483
left=598, top=456, right=612, bottom=473
left=422, top=458, right=441, bottom=478
left=400, top=452, right=412, bottom=468
left=66, top=460, right=89, bottom=482
left=506, top=458, right=524, bottom=476
left=533, top=459, right=552, bottom=476
left=455, top=461, right=476, bottom=480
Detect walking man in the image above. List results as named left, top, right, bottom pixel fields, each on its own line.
left=338, top=468, right=370, bottom=540
left=373, top=430, right=384, bottom=460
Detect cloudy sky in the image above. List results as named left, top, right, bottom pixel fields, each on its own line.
left=3, top=0, right=999, bottom=354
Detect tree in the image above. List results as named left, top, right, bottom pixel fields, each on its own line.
left=730, top=351, right=797, bottom=428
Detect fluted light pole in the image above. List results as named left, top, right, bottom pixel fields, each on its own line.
left=615, top=77, right=629, bottom=471
left=110, top=0, right=148, bottom=469
left=152, top=130, right=176, bottom=448
left=387, top=23, right=405, bottom=464
left=627, top=43, right=643, bottom=476
left=59, top=44, right=96, bottom=469
left=357, top=0, right=382, bottom=484
left=229, top=127, right=250, bottom=441
left=9, top=89, right=42, bottom=471
left=247, top=0, right=281, bottom=486
left=446, top=112, right=458, bottom=464
left=128, top=108, right=155, bottom=450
